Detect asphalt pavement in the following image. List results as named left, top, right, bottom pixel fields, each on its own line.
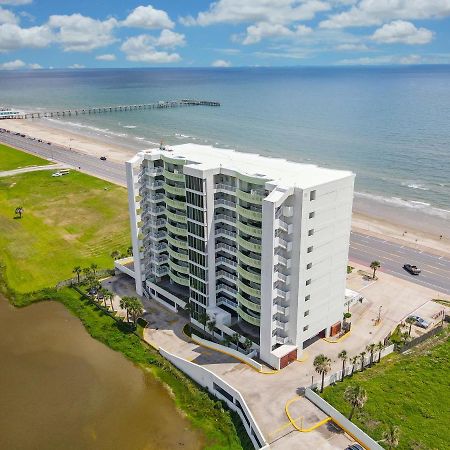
left=2, top=130, right=449, bottom=295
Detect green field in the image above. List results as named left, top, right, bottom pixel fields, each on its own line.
left=322, top=331, right=450, bottom=450
left=0, top=143, right=50, bottom=171
left=0, top=169, right=130, bottom=292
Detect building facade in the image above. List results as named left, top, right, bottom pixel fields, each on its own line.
left=126, top=144, right=354, bottom=369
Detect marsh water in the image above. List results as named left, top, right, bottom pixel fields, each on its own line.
left=0, top=296, right=203, bottom=450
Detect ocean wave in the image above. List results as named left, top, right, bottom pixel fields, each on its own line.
left=46, top=118, right=129, bottom=138
left=355, top=191, right=450, bottom=219
left=123, top=125, right=137, bottom=129
left=401, top=181, right=430, bottom=191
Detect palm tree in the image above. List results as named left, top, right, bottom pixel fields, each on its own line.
left=120, top=296, right=131, bottom=322
left=370, top=260, right=381, bottom=279
left=231, top=332, right=240, bottom=350
left=82, top=267, right=91, bottom=282
left=223, top=334, right=232, bottom=347
left=198, top=311, right=208, bottom=333
left=313, top=354, right=332, bottom=393
left=104, top=290, right=114, bottom=311
left=206, top=317, right=216, bottom=340
left=110, top=250, right=120, bottom=260
left=350, top=356, right=359, bottom=375
left=73, top=266, right=82, bottom=284
left=129, top=297, right=144, bottom=324
left=380, top=424, right=400, bottom=449
left=376, top=341, right=384, bottom=362
left=367, top=343, right=376, bottom=366
left=243, top=338, right=253, bottom=353
left=338, top=350, right=348, bottom=381
left=14, top=206, right=23, bottom=218
left=360, top=351, right=366, bottom=371
left=126, top=246, right=133, bottom=256
left=405, top=316, right=415, bottom=336
left=90, top=263, right=98, bottom=277
left=344, top=384, right=368, bottom=420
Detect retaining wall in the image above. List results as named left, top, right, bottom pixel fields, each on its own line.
left=191, top=334, right=263, bottom=371
left=159, top=348, right=269, bottom=450
left=305, top=388, right=383, bottom=450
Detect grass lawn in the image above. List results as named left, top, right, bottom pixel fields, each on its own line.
left=0, top=143, right=50, bottom=171
left=0, top=169, right=130, bottom=292
left=322, top=330, right=450, bottom=450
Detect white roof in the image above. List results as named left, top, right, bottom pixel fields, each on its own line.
left=138, top=143, right=354, bottom=189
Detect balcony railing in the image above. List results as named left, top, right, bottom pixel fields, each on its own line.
left=151, top=254, right=169, bottom=265
left=237, top=292, right=261, bottom=313
left=164, top=183, right=185, bottom=197
left=167, top=234, right=188, bottom=250
left=237, top=235, right=261, bottom=253
left=149, top=230, right=166, bottom=241
left=165, top=196, right=186, bottom=211
left=237, top=264, right=261, bottom=284
left=216, top=257, right=237, bottom=268
left=149, top=242, right=167, bottom=252
left=167, top=246, right=188, bottom=261
left=236, top=204, right=262, bottom=221
left=237, top=306, right=260, bottom=327
left=214, top=213, right=236, bottom=223
left=163, top=168, right=184, bottom=182
left=216, top=270, right=237, bottom=282
left=215, top=242, right=236, bottom=254
left=236, top=220, right=262, bottom=237
left=215, top=228, right=237, bottom=239
left=237, top=279, right=261, bottom=298
left=215, top=183, right=236, bottom=193
left=166, top=209, right=187, bottom=224
left=217, top=296, right=238, bottom=310
left=149, top=180, right=164, bottom=189
left=214, top=198, right=236, bottom=209
left=236, top=188, right=264, bottom=204
left=154, top=266, right=169, bottom=277
left=147, top=167, right=164, bottom=176
left=166, top=221, right=188, bottom=237
left=237, top=250, right=261, bottom=269
left=169, top=270, right=189, bottom=286
left=216, top=283, right=237, bottom=296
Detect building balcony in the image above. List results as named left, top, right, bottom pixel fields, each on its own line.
left=274, top=253, right=291, bottom=268
left=216, top=283, right=237, bottom=297
left=165, top=209, right=187, bottom=224
left=275, top=335, right=289, bottom=345
left=154, top=265, right=169, bottom=277
left=169, top=259, right=189, bottom=275
left=237, top=264, right=261, bottom=284
left=166, top=221, right=188, bottom=237
left=236, top=204, right=262, bottom=221
left=149, top=230, right=166, bottom=241
left=276, top=272, right=291, bottom=285
left=165, top=196, right=186, bottom=211
left=273, top=288, right=291, bottom=301
left=275, top=320, right=289, bottom=332
left=149, top=180, right=164, bottom=189
left=216, top=269, right=237, bottom=282
left=236, top=220, right=262, bottom=237
left=163, top=168, right=184, bottom=182
left=216, top=256, right=237, bottom=269
left=237, top=292, right=261, bottom=313
left=275, top=236, right=292, bottom=252
left=276, top=219, right=293, bottom=234
left=236, top=188, right=264, bottom=204
left=237, top=306, right=260, bottom=327
left=237, top=279, right=261, bottom=298
left=237, top=235, right=261, bottom=253
left=168, top=270, right=189, bottom=286
left=164, top=182, right=185, bottom=197
left=283, top=206, right=294, bottom=217
left=148, top=193, right=165, bottom=203
left=167, top=246, right=188, bottom=261
left=149, top=242, right=167, bottom=253
left=150, top=254, right=169, bottom=265
left=147, top=167, right=164, bottom=176
left=217, top=296, right=238, bottom=310
left=215, top=228, right=237, bottom=239
left=214, top=198, right=236, bottom=209
left=167, top=234, right=188, bottom=250
left=215, top=242, right=236, bottom=254
left=237, top=250, right=261, bottom=269
left=214, top=183, right=236, bottom=193
left=214, top=213, right=236, bottom=225
left=146, top=205, right=165, bottom=215
left=274, top=303, right=290, bottom=315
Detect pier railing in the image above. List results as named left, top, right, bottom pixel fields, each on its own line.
left=9, top=99, right=220, bottom=120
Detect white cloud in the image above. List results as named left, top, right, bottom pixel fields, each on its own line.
left=0, top=6, right=18, bottom=24
left=338, top=53, right=423, bottom=65
left=0, top=1, right=33, bottom=5
left=120, top=34, right=181, bottom=63
left=0, top=23, right=52, bottom=52
left=48, top=14, right=117, bottom=52
left=96, top=53, right=116, bottom=61
left=181, top=0, right=330, bottom=26
left=371, top=20, right=433, bottom=45
left=321, top=0, right=450, bottom=29
left=122, top=4, right=174, bottom=29
left=212, top=59, right=231, bottom=67
left=28, top=62, right=41, bottom=69
left=68, top=63, right=85, bottom=69
left=0, top=58, right=24, bottom=69
left=154, top=29, right=185, bottom=48
left=335, top=43, right=368, bottom=51
left=242, top=22, right=312, bottom=44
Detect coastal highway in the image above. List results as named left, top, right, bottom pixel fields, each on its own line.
left=2, top=130, right=450, bottom=295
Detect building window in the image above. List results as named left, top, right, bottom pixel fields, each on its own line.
left=304, top=310, right=310, bottom=317
left=186, top=176, right=204, bottom=193
left=309, top=211, right=315, bottom=219
left=306, top=263, right=312, bottom=270
left=187, top=221, right=205, bottom=238
left=188, top=235, right=206, bottom=252
left=306, top=279, right=311, bottom=286
left=307, top=246, right=313, bottom=253
left=186, top=191, right=204, bottom=208
left=305, top=295, right=310, bottom=302
left=310, top=190, right=316, bottom=201
left=187, top=206, right=205, bottom=223
left=308, top=229, right=314, bottom=236
left=303, top=325, right=309, bottom=331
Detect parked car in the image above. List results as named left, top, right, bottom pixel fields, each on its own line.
left=51, top=172, right=62, bottom=177
left=88, top=288, right=97, bottom=296
left=100, top=156, right=107, bottom=160
left=403, top=264, right=421, bottom=275
left=407, top=315, right=430, bottom=329
left=346, top=444, right=364, bottom=450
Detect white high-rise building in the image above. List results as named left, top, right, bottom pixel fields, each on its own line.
left=126, top=143, right=354, bottom=369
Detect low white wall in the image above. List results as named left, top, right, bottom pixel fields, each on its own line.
left=191, top=334, right=263, bottom=371
left=114, top=259, right=135, bottom=279
left=305, top=388, right=383, bottom=450
left=159, top=348, right=269, bottom=449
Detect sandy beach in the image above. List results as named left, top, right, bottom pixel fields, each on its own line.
left=2, top=118, right=450, bottom=258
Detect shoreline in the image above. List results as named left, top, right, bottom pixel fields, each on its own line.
left=2, top=118, right=449, bottom=257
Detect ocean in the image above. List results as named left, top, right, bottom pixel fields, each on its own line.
left=1, top=66, right=449, bottom=230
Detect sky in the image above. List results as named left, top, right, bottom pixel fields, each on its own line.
left=0, top=0, right=450, bottom=70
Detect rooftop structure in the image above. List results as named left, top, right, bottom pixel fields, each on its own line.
left=125, top=143, right=355, bottom=369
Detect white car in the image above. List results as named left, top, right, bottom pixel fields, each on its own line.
left=52, top=172, right=62, bottom=177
